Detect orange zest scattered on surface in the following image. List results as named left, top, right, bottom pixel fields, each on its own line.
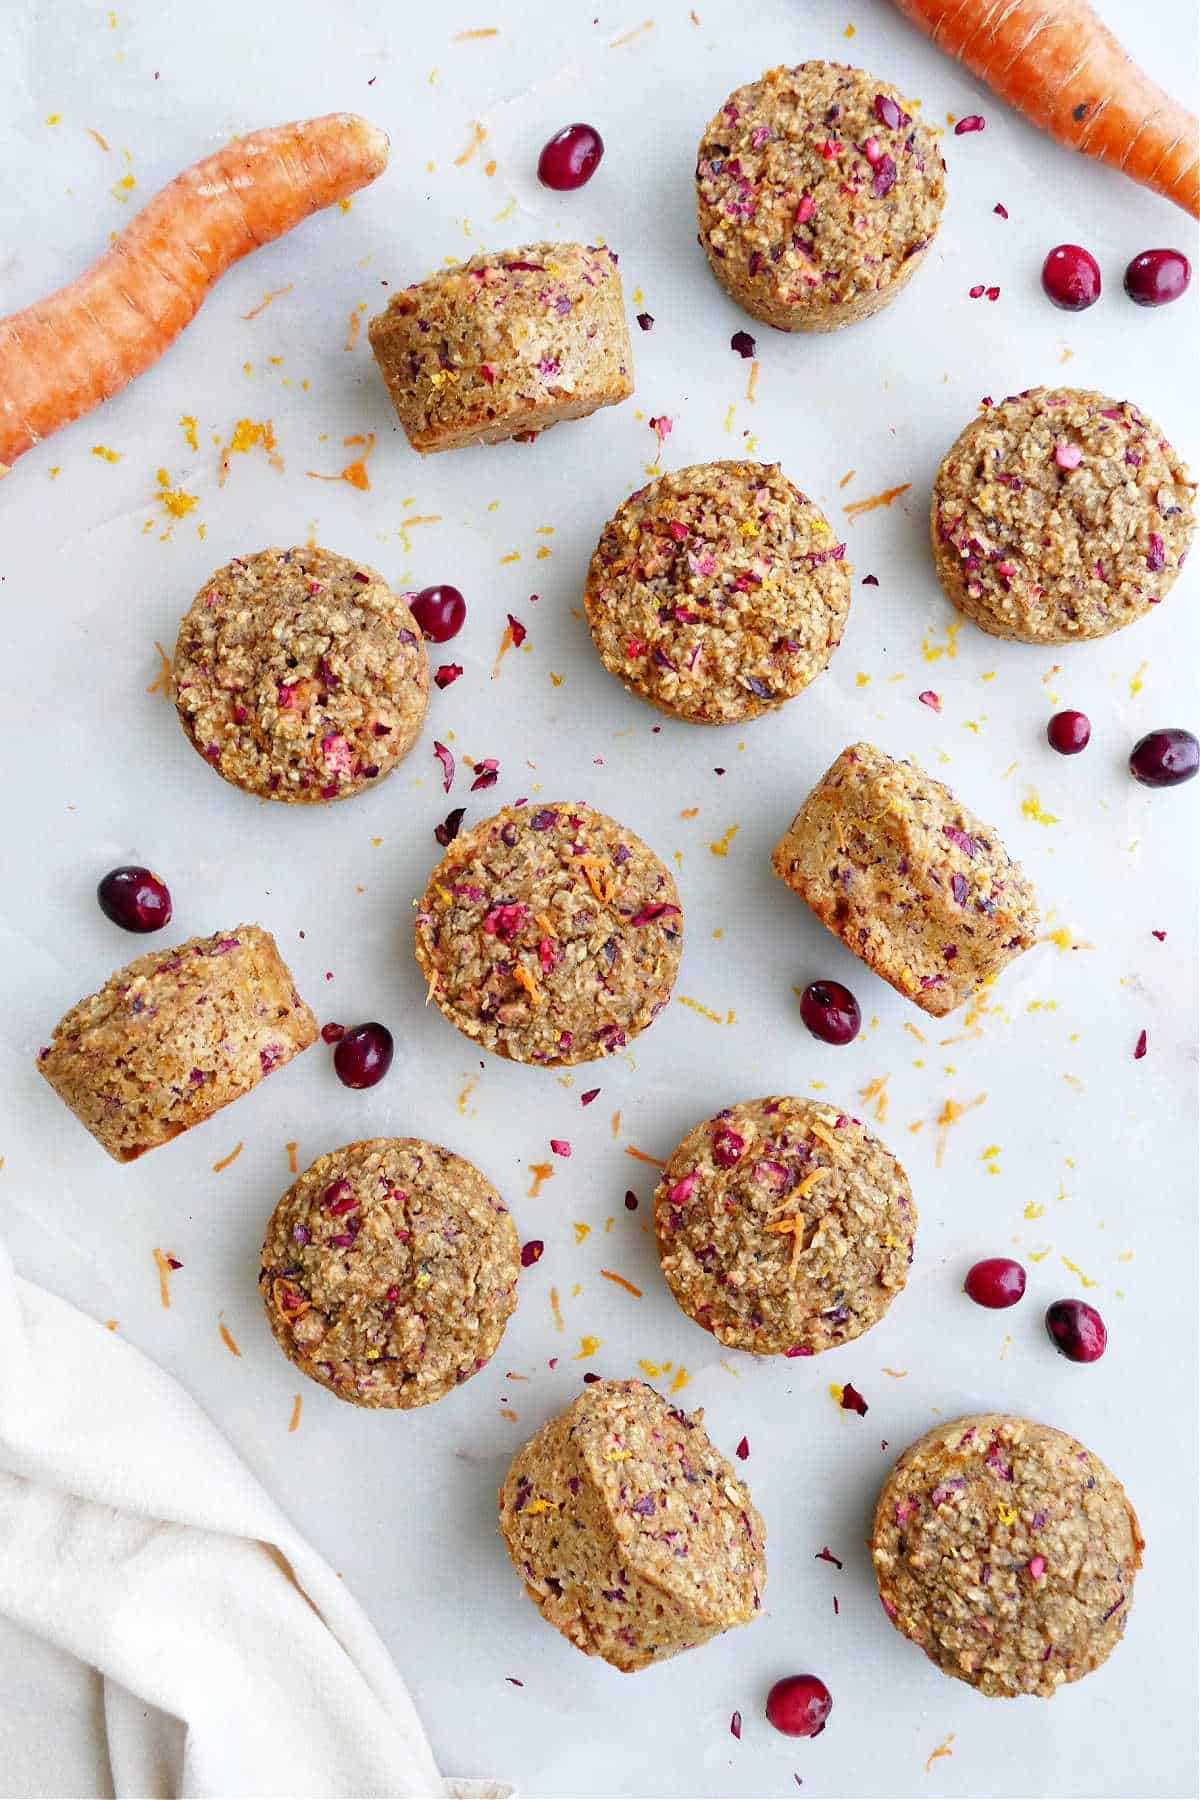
left=454, top=121, right=487, bottom=166
left=843, top=481, right=911, bottom=518
left=1061, top=1255, right=1099, bottom=1289
left=218, top=1319, right=241, bottom=1357
left=91, top=444, right=121, bottom=462
left=766, top=1212, right=812, bottom=1276
left=219, top=418, right=282, bottom=485
left=1022, top=788, right=1060, bottom=826
left=179, top=414, right=198, bottom=451
left=453, top=26, right=498, bottom=39
left=638, top=1357, right=672, bottom=1377
left=610, top=19, right=654, bottom=47
left=709, top=823, right=739, bottom=857
left=528, top=1162, right=554, bottom=1197
left=1039, top=926, right=1094, bottom=952
left=600, top=1269, right=643, bottom=1298
left=625, top=1146, right=665, bottom=1168
left=549, top=1286, right=565, bottom=1331
left=105, top=1319, right=119, bottom=1331
left=307, top=431, right=374, bottom=491
left=484, top=158, right=497, bottom=177
left=903, top=1021, right=927, bottom=1045
left=492, top=621, right=518, bottom=677
left=809, top=1120, right=843, bottom=1157
left=680, top=806, right=699, bottom=819
left=922, top=620, right=960, bottom=663
left=344, top=309, right=361, bottom=351
left=881, top=1367, right=908, bottom=1377
left=512, top=963, right=541, bottom=1005
left=212, top=1142, right=243, bottom=1173
left=152, top=1247, right=175, bottom=1308
left=611, top=1110, right=621, bottom=1139
left=573, top=1222, right=591, bottom=1245
left=746, top=360, right=759, bottom=403
left=573, top=1334, right=601, bottom=1360
left=288, top=1393, right=302, bottom=1433
left=285, top=1141, right=298, bottom=1174
left=456, top=1075, right=479, bottom=1114
left=925, top=1732, right=955, bottom=1774
left=88, top=126, right=111, bottom=151
left=146, top=640, right=172, bottom=695
left=669, top=1367, right=690, bottom=1392
left=678, top=994, right=734, bottom=1025
left=1128, top=660, right=1148, bottom=699
left=838, top=468, right=856, bottom=488
left=240, top=283, right=293, bottom=321
left=499, top=1406, right=518, bottom=1423
left=858, top=1074, right=890, bottom=1123
left=578, top=858, right=615, bottom=903
left=155, top=467, right=197, bottom=520
left=934, top=1095, right=986, bottom=1168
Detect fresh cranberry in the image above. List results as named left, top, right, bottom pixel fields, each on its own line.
left=1041, top=244, right=1101, bottom=311
left=537, top=123, right=604, bottom=191
left=410, top=585, right=466, bottom=644
left=97, top=865, right=173, bottom=933
left=1129, top=728, right=1199, bottom=788
left=765, top=1674, right=832, bottom=1739
left=964, top=1257, right=1027, bottom=1308
left=1046, top=710, right=1091, bottom=755
left=1045, top=1297, right=1107, bottom=1363
left=799, top=980, right=861, bottom=1046
left=1123, top=248, right=1190, bottom=307
left=333, top=1022, right=394, bottom=1089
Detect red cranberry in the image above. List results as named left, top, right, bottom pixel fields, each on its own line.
left=1129, top=728, right=1199, bottom=788
left=320, top=1021, right=345, bottom=1044
left=97, top=865, right=173, bottom=933
left=1045, top=1297, right=1107, bottom=1363
left=799, top=980, right=861, bottom=1046
left=765, top=1674, right=832, bottom=1739
left=964, top=1257, right=1027, bottom=1309
left=410, top=585, right=466, bottom=644
left=1041, top=244, right=1101, bottom=311
left=537, top=123, right=604, bottom=191
left=333, top=1022, right=394, bottom=1089
left=1123, top=248, right=1190, bottom=307
left=1046, top=710, right=1091, bottom=755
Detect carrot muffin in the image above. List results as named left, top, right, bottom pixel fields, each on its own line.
left=583, top=461, right=851, bottom=724
left=872, top=1415, right=1143, bottom=1698
left=696, top=63, right=945, bottom=333
left=498, top=1378, right=766, bottom=1670
left=260, top=1137, right=519, bottom=1409
left=414, top=801, right=681, bottom=1066
left=771, top=743, right=1038, bottom=1017
left=173, top=546, right=428, bottom=804
left=932, top=387, right=1195, bottom=643
left=655, top=1097, right=914, bottom=1355
left=368, top=243, right=633, bottom=453
left=37, top=925, right=316, bottom=1162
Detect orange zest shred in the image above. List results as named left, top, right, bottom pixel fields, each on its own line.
left=810, top=1121, right=843, bottom=1156
left=934, top=1094, right=986, bottom=1168
left=903, top=1021, right=927, bottom=1045
left=288, top=1393, right=302, bottom=1433
left=572, top=1334, right=601, bottom=1360
left=528, top=1161, right=554, bottom=1197
left=152, top=1247, right=174, bottom=1308
left=578, top=857, right=615, bottom=903
left=881, top=1367, right=908, bottom=1377
left=669, top=1367, right=689, bottom=1392
left=925, top=1733, right=955, bottom=1774
left=858, top=1074, right=890, bottom=1123
left=344, top=309, right=361, bottom=351
left=535, top=912, right=557, bottom=938
left=838, top=468, right=856, bottom=488
left=549, top=1287, right=565, bottom=1331
left=746, top=360, right=759, bottom=404
left=212, top=1142, right=243, bottom=1173
left=492, top=621, right=516, bottom=678
left=219, top=417, right=281, bottom=485
left=625, top=1146, right=666, bottom=1168
left=285, top=1140, right=298, bottom=1173
left=146, top=640, right=172, bottom=695
left=240, top=283, right=292, bottom=321
left=87, top=126, right=111, bottom=151
left=843, top=481, right=912, bottom=519
left=218, top=1319, right=242, bottom=1357
left=453, top=121, right=487, bottom=166
left=306, top=431, right=374, bottom=491
left=610, top=19, right=654, bottom=47
left=600, top=1269, right=643, bottom=1298
left=500, top=1406, right=518, bottom=1423
left=512, top=963, right=542, bottom=1005
left=453, top=27, right=499, bottom=40
left=765, top=1214, right=810, bottom=1277
left=611, top=1109, right=621, bottom=1140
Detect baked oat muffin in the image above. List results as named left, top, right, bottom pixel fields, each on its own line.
left=771, top=743, right=1038, bottom=1017
left=414, top=801, right=681, bottom=1066
left=498, top=1378, right=766, bottom=1671
left=368, top=242, right=633, bottom=453
left=696, top=63, right=945, bottom=333
left=872, top=1415, right=1143, bottom=1698
left=260, top=1137, right=519, bottom=1409
left=932, top=387, right=1196, bottom=643
left=37, top=925, right=316, bottom=1162
left=655, top=1097, right=914, bottom=1355
left=583, top=461, right=851, bottom=724
left=173, top=546, right=428, bottom=804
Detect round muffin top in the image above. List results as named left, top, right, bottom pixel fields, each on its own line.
left=696, top=63, right=945, bottom=321
left=173, top=545, right=429, bottom=802
left=584, top=462, right=851, bottom=724
left=260, top=1137, right=519, bottom=1409
left=655, top=1097, right=914, bottom=1355
left=932, top=387, right=1196, bottom=643
left=872, top=1415, right=1143, bottom=1698
left=414, top=801, right=682, bottom=1066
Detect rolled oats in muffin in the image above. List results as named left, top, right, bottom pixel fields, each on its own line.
left=260, top=1137, right=519, bottom=1409
left=368, top=242, right=633, bottom=453
left=583, top=461, right=851, bottom=724
left=173, top=546, right=429, bottom=803
left=498, top=1378, right=765, bottom=1671
left=37, top=925, right=316, bottom=1162
left=414, top=801, right=681, bottom=1066
left=932, top=386, right=1196, bottom=643
left=872, top=1414, right=1143, bottom=1698
left=771, top=743, right=1038, bottom=1017
left=696, top=63, right=945, bottom=333
left=655, top=1097, right=914, bottom=1355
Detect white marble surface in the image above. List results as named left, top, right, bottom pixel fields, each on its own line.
left=1, top=1, right=1197, bottom=1794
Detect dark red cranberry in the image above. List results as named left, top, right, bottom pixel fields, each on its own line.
left=799, top=980, right=861, bottom=1046
left=410, top=585, right=466, bottom=644
left=964, top=1257, right=1027, bottom=1309
left=1046, top=709, right=1091, bottom=755
left=1129, top=728, right=1199, bottom=788
left=97, top=865, right=173, bottom=933
left=1123, top=248, right=1190, bottom=307
left=320, top=1021, right=345, bottom=1044
left=1041, top=244, right=1101, bottom=311
left=1045, top=1297, right=1107, bottom=1363
left=765, top=1674, right=832, bottom=1739
left=537, top=123, right=604, bottom=191
left=333, top=1022, right=394, bottom=1089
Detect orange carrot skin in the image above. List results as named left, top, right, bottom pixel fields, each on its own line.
left=0, top=114, right=389, bottom=474
left=891, top=0, right=1199, bottom=218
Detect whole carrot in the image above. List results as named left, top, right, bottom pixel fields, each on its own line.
left=890, top=0, right=1199, bottom=217
left=0, top=113, right=389, bottom=476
